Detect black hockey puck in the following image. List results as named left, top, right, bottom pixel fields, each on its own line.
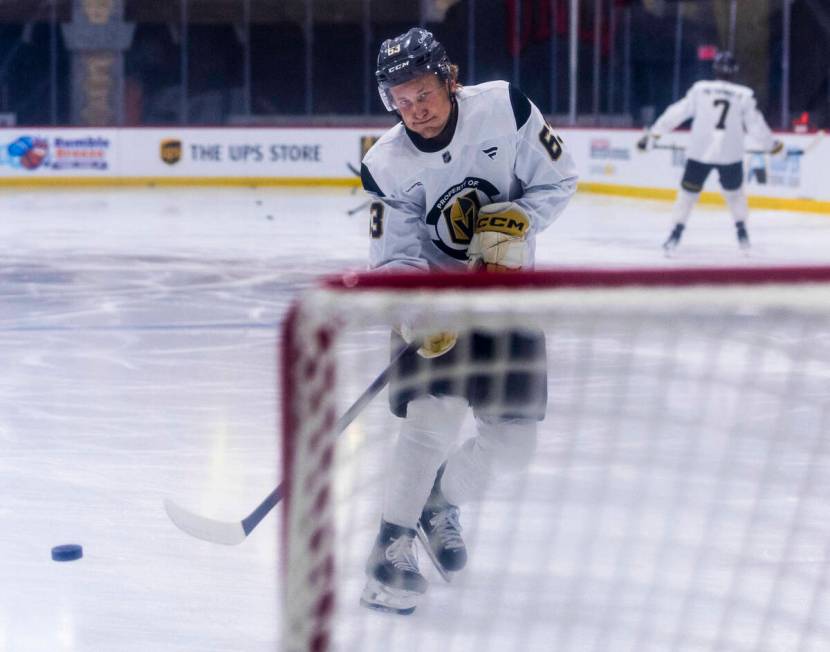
left=51, top=544, right=83, bottom=562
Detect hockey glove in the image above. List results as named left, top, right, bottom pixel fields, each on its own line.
left=399, top=323, right=458, bottom=359
left=467, top=202, right=530, bottom=272
left=636, top=132, right=658, bottom=152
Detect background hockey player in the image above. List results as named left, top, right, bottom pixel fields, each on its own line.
left=637, top=51, right=783, bottom=252
left=359, top=27, right=578, bottom=615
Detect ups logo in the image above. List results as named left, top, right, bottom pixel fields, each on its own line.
left=160, top=139, right=182, bottom=165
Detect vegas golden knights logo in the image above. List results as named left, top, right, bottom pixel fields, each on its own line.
left=445, top=191, right=480, bottom=244
left=360, top=136, right=379, bottom=160
left=425, top=177, right=500, bottom=261
left=160, top=139, right=182, bottom=165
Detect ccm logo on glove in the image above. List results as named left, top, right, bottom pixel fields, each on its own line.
left=475, top=211, right=529, bottom=237
left=468, top=202, right=530, bottom=272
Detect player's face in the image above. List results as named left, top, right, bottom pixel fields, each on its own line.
left=390, top=74, right=455, bottom=139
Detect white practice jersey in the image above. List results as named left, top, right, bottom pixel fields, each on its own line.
left=361, top=81, right=578, bottom=272
left=650, top=79, right=775, bottom=165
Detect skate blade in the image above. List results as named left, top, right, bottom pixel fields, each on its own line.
left=360, top=578, right=421, bottom=615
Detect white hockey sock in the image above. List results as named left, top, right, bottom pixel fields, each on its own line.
left=441, top=416, right=537, bottom=506
left=671, top=188, right=699, bottom=226
left=723, top=188, right=749, bottom=224
left=382, top=395, right=468, bottom=529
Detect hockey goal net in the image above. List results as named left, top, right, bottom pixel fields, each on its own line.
left=280, top=267, right=830, bottom=652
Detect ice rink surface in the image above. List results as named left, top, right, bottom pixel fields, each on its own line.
left=1, top=186, right=829, bottom=652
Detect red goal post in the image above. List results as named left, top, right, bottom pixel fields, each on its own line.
left=280, top=267, right=830, bottom=652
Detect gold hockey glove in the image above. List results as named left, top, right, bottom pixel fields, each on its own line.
left=467, top=202, right=530, bottom=272
left=398, top=323, right=458, bottom=359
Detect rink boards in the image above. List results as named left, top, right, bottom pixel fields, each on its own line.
left=0, top=126, right=827, bottom=213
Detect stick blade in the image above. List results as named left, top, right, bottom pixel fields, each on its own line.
left=164, top=498, right=248, bottom=546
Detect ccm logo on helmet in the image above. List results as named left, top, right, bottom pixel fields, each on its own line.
left=388, top=61, right=410, bottom=73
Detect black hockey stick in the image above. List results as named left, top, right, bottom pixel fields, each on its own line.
left=651, top=143, right=685, bottom=153
left=347, top=199, right=371, bottom=216
left=653, top=142, right=778, bottom=155
left=165, top=340, right=419, bottom=545
left=345, top=162, right=370, bottom=214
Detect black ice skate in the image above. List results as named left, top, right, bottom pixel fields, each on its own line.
left=736, top=221, right=750, bottom=250
left=662, top=223, right=685, bottom=252
left=360, top=520, right=428, bottom=615
left=417, top=468, right=468, bottom=580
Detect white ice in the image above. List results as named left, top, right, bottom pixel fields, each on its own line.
left=1, top=186, right=829, bottom=652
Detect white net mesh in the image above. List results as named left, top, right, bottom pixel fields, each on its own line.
left=281, top=269, right=830, bottom=652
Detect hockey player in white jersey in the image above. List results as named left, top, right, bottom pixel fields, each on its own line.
left=358, top=27, right=577, bottom=614
left=638, top=51, right=782, bottom=252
